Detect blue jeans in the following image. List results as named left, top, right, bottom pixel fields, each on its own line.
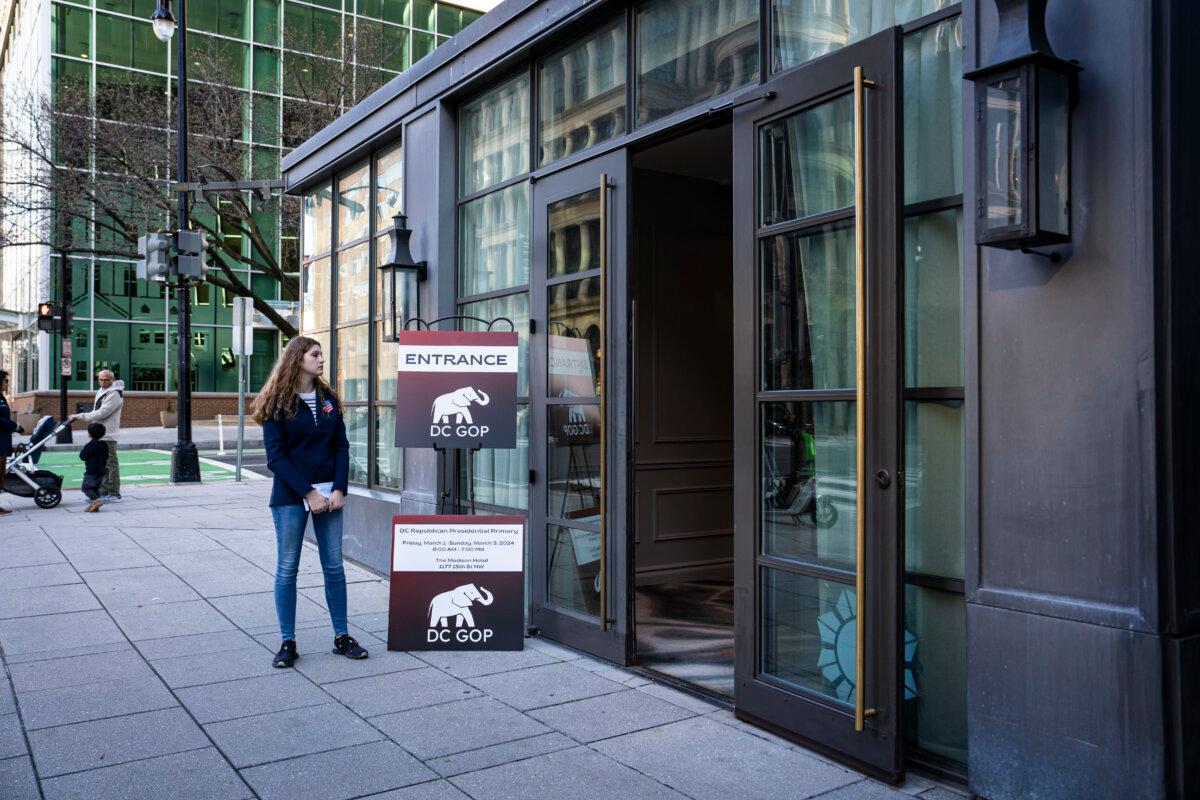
left=271, top=503, right=348, bottom=641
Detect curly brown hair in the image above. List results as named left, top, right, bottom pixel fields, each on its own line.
left=251, top=336, right=340, bottom=424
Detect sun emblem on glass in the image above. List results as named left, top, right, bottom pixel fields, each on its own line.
left=817, top=588, right=919, bottom=703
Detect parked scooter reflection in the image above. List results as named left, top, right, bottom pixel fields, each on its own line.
left=762, top=418, right=838, bottom=529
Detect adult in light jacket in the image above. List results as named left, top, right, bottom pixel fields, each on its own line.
left=0, top=370, right=26, bottom=515
left=251, top=336, right=369, bottom=668
left=69, top=370, right=124, bottom=502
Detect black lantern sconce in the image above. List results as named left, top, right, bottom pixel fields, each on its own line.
left=965, top=0, right=1080, bottom=256
left=378, top=213, right=427, bottom=342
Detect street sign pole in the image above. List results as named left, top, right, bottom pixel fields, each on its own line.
left=56, top=252, right=74, bottom=443
left=232, top=296, right=254, bottom=483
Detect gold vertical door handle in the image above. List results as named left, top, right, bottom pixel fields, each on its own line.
left=853, top=66, right=876, bottom=733
left=599, top=173, right=609, bottom=632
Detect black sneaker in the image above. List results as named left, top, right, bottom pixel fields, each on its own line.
left=272, top=640, right=298, bottom=668
left=333, top=634, right=369, bottom=660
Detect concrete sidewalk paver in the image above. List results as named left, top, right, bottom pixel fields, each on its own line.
left=240, top=740, right=435, bottom=800
left=203, top=704, right=384, bottom=768
left=0, top=481, right=956, bottom=800
left=371, top=696, right=551, bottom=760
left=175, top=673, right=332, bottom=724
left=25, top=707, right=209, bottom=777
left=448, top=745, right=691, bottom=800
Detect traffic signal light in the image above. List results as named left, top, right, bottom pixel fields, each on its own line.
left=37, top=302, right=56, bottom=332
left=137, top=232, right=172, bottom=282
left=175, top=230, right=207, bottom=281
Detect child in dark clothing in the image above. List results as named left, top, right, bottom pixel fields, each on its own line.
left=80, top=423, right=108, bottom=512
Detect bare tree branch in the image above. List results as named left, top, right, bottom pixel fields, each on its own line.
left=1, top=29, right=399, bottom=339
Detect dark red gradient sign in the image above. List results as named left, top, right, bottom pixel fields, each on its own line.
left=394, top=330, right=518, bottom=449
left=388, top=515, right=525, bottom=652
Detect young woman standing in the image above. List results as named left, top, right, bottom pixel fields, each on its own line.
left=252, top=337, right=369, bottom=667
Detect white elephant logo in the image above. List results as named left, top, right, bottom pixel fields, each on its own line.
left=431, top=387, right=490, bottom=425
left=428, top=583, right=494, bottom=628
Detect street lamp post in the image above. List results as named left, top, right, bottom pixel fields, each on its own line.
left=152, top=0, right=201, bottom=483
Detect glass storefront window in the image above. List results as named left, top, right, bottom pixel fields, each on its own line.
left=375, top=406, right=403, bottom=488
left=547, top=522, right=600, bottom=616
left=761, top=568, right=857, bottom=703
left=458, top=182, right=530, bottom=296
left=301, top=256, right=331, bottom=332
left=904, top=400, right=964, bottom=579
left=336, top=323, right=369, bottom=402
left=547, top=401, right=600, bottom=520
left=903, top=16, right=963, bottom=204
left=346, top=406, right=370, bottom=484
left=761, top=223, right=856, bottom=391
left=375, top=143, right=404, bottom=229
left=547, top=278, right=600, bottom=395
left=464, top=405, right=529, bottom=509
left=761, top=401, right=856, bottom=569
left=547, top=189, right=601, bottom=278
left=461, top=293, right=529, bottom=397
left=903, top=584, right=967, bottom=765
left=337, top=162, right=371, bottom=244
left=538, top=18, right=627, bottom=167
left=904, top=210, right=963, bottom=388
left=303, top=184, right=333, bottom=259
left=337, top=241, right=370, bottom=323
left=772, top=0, right=954, bottom=74
left=459, top=74, right=530, bottom=196
left=759, top=96, right=854, bottom=226
left=635, top=0, right=759, bottom=127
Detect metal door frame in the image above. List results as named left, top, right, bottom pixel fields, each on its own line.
left=731, top=28, right=904, bottom=780
left=529, top=148, right=632, bottom=665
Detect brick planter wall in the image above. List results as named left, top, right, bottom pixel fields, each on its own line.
left=12, top=391, right=259, bottom=429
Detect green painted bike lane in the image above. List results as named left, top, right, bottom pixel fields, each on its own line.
left=32, top=449, right=267, bottom=490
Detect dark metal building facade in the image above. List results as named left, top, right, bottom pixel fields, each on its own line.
left=281, top=0, right=1199, bottom=796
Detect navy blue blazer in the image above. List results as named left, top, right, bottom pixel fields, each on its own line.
left=0, top=394, right=18, bottom=457
left=262, top=390, right=350, bottom=507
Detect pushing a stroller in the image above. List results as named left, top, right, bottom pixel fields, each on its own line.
left=0, top=368, right=64, bottom=513
left=3, top=416, right=67, bottom=509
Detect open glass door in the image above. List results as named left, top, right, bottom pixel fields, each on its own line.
left=529, top=149, right=631, bottom=664
left=732, top=29, right=903, bottom=778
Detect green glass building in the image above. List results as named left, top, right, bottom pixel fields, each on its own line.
left=0, top=0, right=487, bottom=400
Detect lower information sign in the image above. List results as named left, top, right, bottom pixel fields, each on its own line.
left=388, top=515, right=525, bottom=651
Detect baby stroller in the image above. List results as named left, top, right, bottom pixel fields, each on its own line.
left=4, top=417, right=66, bottom=509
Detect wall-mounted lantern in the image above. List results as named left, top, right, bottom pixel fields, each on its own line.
left=965, top=0, right=1080, bottom=253
left=379, top=213, right=426, bottom=342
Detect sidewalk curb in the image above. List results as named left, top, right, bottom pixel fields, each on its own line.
left=43, top=438, right=264, bottom=452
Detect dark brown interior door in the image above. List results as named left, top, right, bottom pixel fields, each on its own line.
left=731, top=29, right=904, bottom=780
